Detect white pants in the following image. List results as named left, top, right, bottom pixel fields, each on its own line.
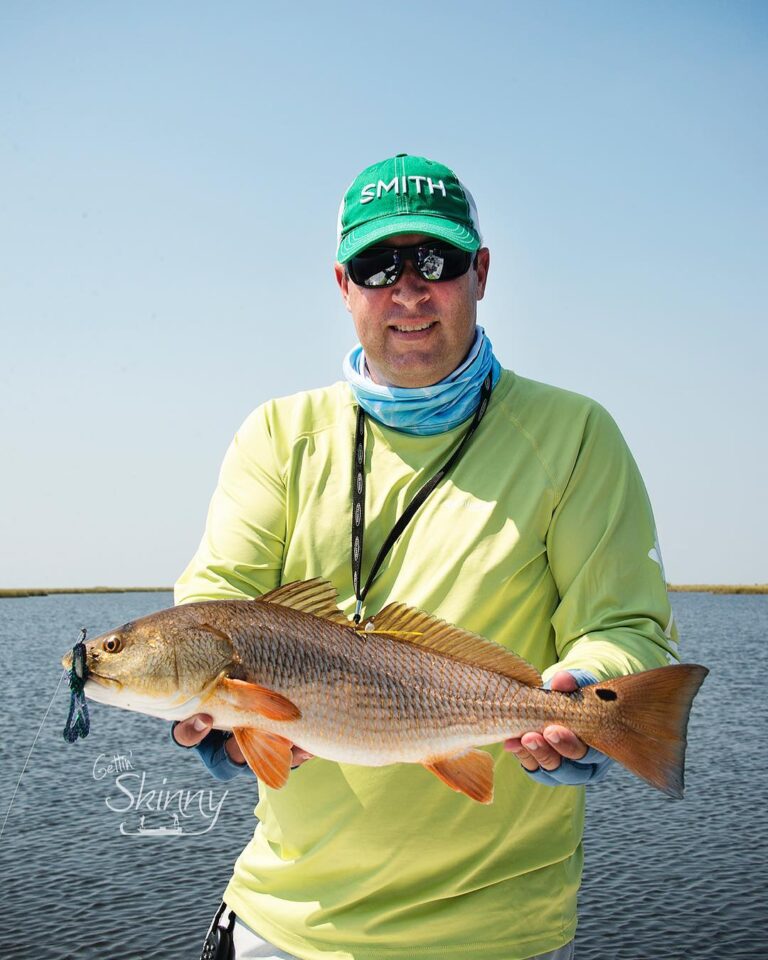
left=222, top=907, right=575, bottom=960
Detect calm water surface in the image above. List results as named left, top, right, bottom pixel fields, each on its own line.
left=0, top=591, right=765, bottom=959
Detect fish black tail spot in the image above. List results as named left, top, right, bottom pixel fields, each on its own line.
left=595, top=688, right=617, bottom=701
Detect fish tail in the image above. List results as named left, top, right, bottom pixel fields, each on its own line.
left=580, top=663, right=708, bottom=799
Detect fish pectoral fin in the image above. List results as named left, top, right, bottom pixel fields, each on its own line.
left=219, top=678, right=301, bottom=721
left=233, top=728, right=294, bottom=789
left=424, top=749, right=495, bottom=804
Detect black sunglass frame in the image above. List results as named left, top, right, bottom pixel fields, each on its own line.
left=346, top=243, right=478, bottom=288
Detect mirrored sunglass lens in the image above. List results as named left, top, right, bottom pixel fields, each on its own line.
left=416, top=246, right=471, bottom=281
left=350, top=249, right=399, bottom=287
left=418, top=251, right=446, bottom=280
left=365, top=266, right=397, bottom=287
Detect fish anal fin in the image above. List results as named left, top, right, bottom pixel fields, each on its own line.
left=220, top=677, right=301, bottom=721
left=366, top=603, right=542, bottom=687
left=424, top=749, right=495, bottom=804
left=233, top=728, right=293, bottom=789
left=256, top=579, right=349, bottom=625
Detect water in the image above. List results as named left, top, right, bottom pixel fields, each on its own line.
left=0, top=591, right=765, bottom=959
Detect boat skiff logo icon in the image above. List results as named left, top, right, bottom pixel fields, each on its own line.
left=92, top=749, right=229, bottom=837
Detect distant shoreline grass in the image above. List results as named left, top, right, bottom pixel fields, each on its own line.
left=0, top=587, right=172, bottom=598
left=666, top=584, right=767, bottom=595
left=1, top=584, right=766, bottom=598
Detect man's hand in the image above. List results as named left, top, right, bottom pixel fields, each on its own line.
left=503, top=671, right=588, bottom=773
left=172, top=713, right=314, bottom=767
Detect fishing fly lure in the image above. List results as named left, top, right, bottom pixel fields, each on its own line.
left=63, top=629, right=90, bottom=742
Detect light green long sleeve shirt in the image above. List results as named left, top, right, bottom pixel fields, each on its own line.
left=175, top=370, right=678, bottom=960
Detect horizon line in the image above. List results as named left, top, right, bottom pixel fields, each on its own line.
left=1, top=584, right=767, bottom=598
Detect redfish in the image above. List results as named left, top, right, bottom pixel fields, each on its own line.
left=61, top=578, right=708, bottom=803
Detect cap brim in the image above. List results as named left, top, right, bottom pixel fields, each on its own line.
left=337, top=215, right=481, bottom=264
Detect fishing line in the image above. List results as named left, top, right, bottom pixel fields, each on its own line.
left=0, top=629, right=90, bottom=841
left=0, top=669, right=67, bottom=842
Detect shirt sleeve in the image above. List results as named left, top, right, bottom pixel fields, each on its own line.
left=170, top=724, right=253, bottom=781
left=172, top=405, right=288, bottom=779
left=542, top=402, right=679, bottom=685
left=174, top=404, right=286, bottom=604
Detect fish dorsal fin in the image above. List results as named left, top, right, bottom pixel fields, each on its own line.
left=364, top=602, right=543, bottom=687
left=256, top=578, right=349, bottom=626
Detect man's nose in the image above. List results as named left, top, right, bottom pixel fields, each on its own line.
left=391, top=262, right=430, bottom=309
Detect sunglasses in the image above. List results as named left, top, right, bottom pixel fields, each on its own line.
left=347, top=242, right=477, bottom=288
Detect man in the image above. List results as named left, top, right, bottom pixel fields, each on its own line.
left=173, top=154, right=678, bottom=960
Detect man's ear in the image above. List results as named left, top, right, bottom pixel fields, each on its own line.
left=335, top=262, right=352, bottom=311
left=475, top=247, right=490, bottom=301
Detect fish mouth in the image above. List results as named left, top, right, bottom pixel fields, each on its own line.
left=60, top=650, right=122, bottom=689
left=86, top=672, right=123, bottom=690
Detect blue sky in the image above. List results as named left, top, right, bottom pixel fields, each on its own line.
left=1, top=1, right=766, bottom=586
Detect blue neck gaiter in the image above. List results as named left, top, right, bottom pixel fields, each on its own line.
left=342, top=327, right=501, bottom=436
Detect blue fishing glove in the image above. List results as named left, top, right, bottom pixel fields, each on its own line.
left=170, top=724, right=253, bottom=781
left=523, top=670, right=613, bottom=787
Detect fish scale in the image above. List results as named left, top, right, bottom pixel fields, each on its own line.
left=182, top=606, right=592, bottom=761
left=62, top=577, right=708, bottom=803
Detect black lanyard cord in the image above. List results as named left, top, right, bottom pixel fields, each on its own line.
left=351, top=372, right=493, bottom=623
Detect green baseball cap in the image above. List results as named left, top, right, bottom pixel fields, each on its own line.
left=336, top=153, right=482, bottom=264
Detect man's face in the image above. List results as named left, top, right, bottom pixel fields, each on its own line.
left=335, top=234, right=490, bottom=388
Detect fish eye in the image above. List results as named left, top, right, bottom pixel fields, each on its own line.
left=103, top=635, right=123, bottom=654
